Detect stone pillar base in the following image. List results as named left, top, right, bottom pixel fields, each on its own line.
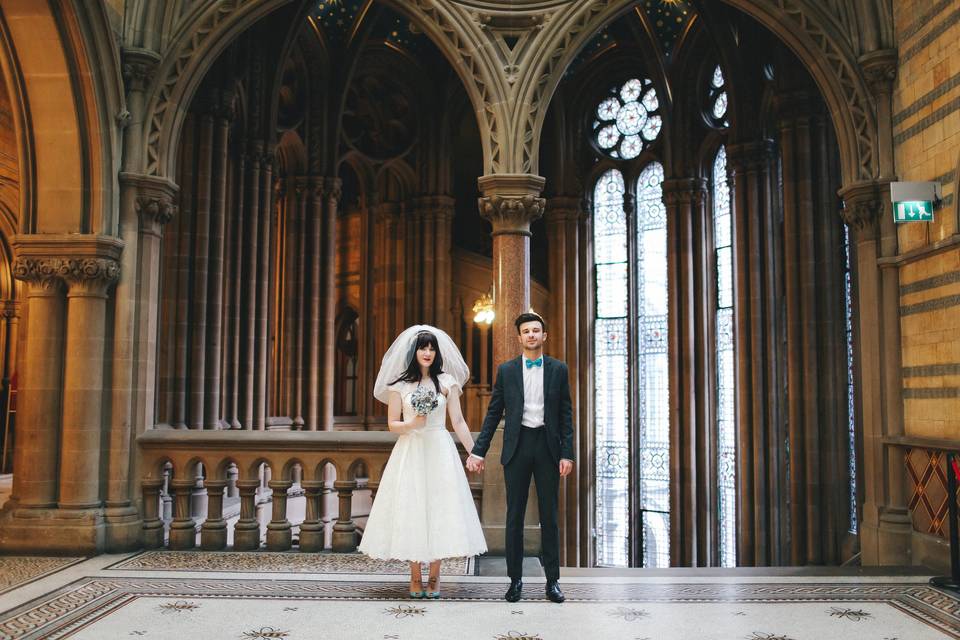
left=860, top=504, right=912, bottom=565
left=0, top=507, right=106, bottom=555
left=233, top=524, right=260, bottom=551
left=481, top=524, right=543, bottom=556
left=201, top=521, right=228, bottom=550
left=104, top=506, right=144, bottom=552
left=266, top=524, right=292, bottom=551
left=298, top=524, right=324, bottom=552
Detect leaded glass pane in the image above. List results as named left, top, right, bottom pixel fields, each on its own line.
left=712, top=65, right=725, bottom=89
left=593, top=170, right=627, bottom=264
left=712, top=92, right=728, bottom=120
left=593, top=78, right=661, bottom=159
left=635, top=162, right=670, bottom=568
left=597, top=263, right=628, bottom=318
left=713, top=146, right=737, bottom=567
left=844, top=225, right=858, bottom=533
left=595, top=317, right=630, bottom=567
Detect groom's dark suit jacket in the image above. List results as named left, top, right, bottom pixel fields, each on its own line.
left=472, top=355, right=575, bottom=465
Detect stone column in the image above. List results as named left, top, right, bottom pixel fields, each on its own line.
left=200, top=479, right=227, bottom=550
left=293, top=178, right=308, bottom=429
left=233, top=479, right=261, bottom=550
left=545, top=196, right=583, bottom=566
left=254, top=149, right=275, bottom=429
left=727, top=141, right=785, bottom=566
left=241, top=145, right=263, bottom=429
left=306, top=178, right=324, bottom=431
left=662, top=178, right=710, bottom=568
left=204, top=98, right=233, bottom=430
left=841, top=181, right=909, bottom=565
left=266, top=479, right=293, bottom=550
left=476, top=174, right=545, bottom=555
left=171, top=115, right=196, bottom=429
left=108, top=174, right=176, bottom=551
left=299, top=480, right=324, bottom=551
left=226, top=152, right=246, bottom=429
left=7, top=258, right=64, bottom=509
left=320, top=178, right=342, bottom=431
left=477, top=175, right=545, bottom=366
left=188, top=112, right=215, bottom=429
left=59, top=249, right=123, bottom=515
left=168, top=477, right=197, bottom=550
left=434, top=196, right=455, bottom=331
left=331, top=480, right=357, bottom=552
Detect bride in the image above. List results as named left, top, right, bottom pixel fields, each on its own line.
left=358, top=325, right=487, bottom=598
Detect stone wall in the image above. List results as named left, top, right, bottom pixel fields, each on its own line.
left=892, top=0, right=960, bottom=563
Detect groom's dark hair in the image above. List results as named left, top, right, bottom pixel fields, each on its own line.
left=515, top=311, right=545, bottom=332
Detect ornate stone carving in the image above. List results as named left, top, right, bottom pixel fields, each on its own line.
left=859, top=49, right=898, bottom=98
left=135, top=195, right=177, bottom=227
left=325, top=177, right=343, bottom=206
left=58, top=258, right=121, bottom=292
left=839, top=181, right=887, bottom=239
left=12, top=257, right=64, bottom=290
left=662, top=178, right=708, bottom=207
left=478, top=194, right=545, bottom=234
left=121, top=47, right=161, bottom=93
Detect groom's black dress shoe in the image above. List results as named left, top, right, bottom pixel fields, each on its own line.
left=545, top=580, right=565, bottom=603
left=505, top=579, right=522, bottom=602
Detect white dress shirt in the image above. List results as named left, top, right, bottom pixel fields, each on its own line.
left=521, top=356, right=545, bottom=428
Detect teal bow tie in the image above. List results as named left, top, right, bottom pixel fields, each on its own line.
left=525, top=357, right=543, bottom=369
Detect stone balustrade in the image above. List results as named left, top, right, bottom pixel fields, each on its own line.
left=138, top=429, right=482, bottom=553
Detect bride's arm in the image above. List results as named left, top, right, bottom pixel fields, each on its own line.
left=387, top=391, right=424, bottom=434
left=445, top=388, right=475, bottom=451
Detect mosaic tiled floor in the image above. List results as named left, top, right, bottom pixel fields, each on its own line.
left=0, top=556, right=84, bottom=595
left=1, top=575, right=959, bottom=639
left=106, top=551, right=473, bottom=575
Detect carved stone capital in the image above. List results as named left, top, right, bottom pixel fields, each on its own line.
left=122, top=173, right=179, bottom=231
left=839, top=180, right=889, bottom=240
left=12, top=257, right=65, bottom=292
left=58, top=258, right=121, bottom=296
left=726, top=140, right=777, bottom=174
left=12, top=234, right=125, bottom=296
left=662, top=178, right=708, bottom=207
left=325, top=177, right=343, bottom=206
left=121, top=47, right=161, bottom=93
left=545, top=196, right=583, bottom=224
left=477, top=174, right=546, bottom=234
left=622, top=192, right=637, bottom=217
left=859, top=49, right=898, bottom=98
left=413, top=195, right=456, bottom=220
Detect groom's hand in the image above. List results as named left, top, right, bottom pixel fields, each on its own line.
left=466, top=455, right=484, bottom=474
left=559, top=459, right=573, bottom=477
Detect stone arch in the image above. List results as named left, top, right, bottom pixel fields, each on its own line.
left=521, top=0, right=879, bottom=185
left=141, top=0, right=502, bottom=181
left=0, top=1, right=123, bottom=233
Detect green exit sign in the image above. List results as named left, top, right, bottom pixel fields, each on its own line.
left=894, top=200, right=934, bottom=222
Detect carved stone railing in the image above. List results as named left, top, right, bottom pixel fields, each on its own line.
left=138, top=430, right=482, bottom=552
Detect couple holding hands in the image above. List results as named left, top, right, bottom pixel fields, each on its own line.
left=358, top=311, right=575, bottom=604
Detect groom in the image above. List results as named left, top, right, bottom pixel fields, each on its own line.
left=467, top=310, right=574, bottom=603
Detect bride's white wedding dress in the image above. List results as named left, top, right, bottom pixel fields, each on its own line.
left=358, top=375, right=488, bottom=562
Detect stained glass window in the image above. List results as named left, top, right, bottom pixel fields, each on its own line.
left=708, top=65, right=729, bottom=128
left=593, top=78, right=661, bottom=160
left=594, top=169, right=630, bottom=567
left=635, top=162, right=670, bottom=569
left=844, top=225, right=858, bottom=533
left=713, top=146, right=737, bottom=567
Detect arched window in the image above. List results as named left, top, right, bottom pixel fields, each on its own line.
left=712, top=146, right=736, bottom=567
left=635, top=162, right=670, bottom=569
left=593, top=168, right=630, bottom=567
left=335, top=310, right=359, bottom=416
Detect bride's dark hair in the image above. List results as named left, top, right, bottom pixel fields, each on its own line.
left=390, top=330, right=444, bottom=393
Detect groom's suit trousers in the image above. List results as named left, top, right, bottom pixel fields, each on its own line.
left=504, top=425, right=560, bottom=581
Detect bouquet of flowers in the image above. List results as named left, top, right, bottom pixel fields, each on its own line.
left=409, top=385, right=439, bottom=416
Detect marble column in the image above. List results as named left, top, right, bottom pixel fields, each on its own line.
left=320, top=178, right=342, bottom=431
left=727, top=141, right=785, bottom=566
left=477, top=175, right=545, bottom=366
left=476, top=174, right=545, bottom=555
left=662, top=178, right=710, bottom=568
left=6, top=258, right=64, bottom=510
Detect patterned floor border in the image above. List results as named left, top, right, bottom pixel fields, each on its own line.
left=104, top=550, right=475, bottom=576
left=0, top=556, right=86, bottom=596
left=2, top=577, right=959, bottom=639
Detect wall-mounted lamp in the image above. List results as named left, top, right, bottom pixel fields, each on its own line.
left=472, top=287, right=495, bottom=325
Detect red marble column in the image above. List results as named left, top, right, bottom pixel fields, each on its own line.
left=477, top=175, right=545, bottom=367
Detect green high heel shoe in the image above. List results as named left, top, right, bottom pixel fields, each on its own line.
left=426, top=577, right=440, bottom=599
left=409, top=580, right=426, bottom=599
